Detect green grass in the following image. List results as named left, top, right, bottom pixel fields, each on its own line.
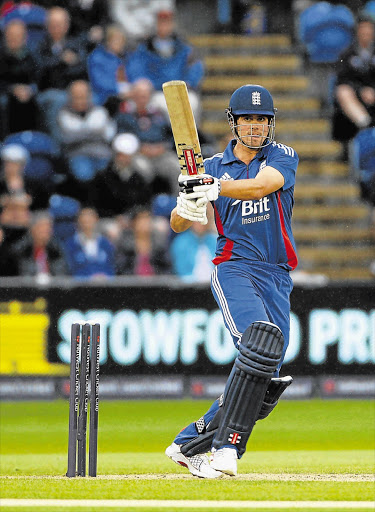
left=0, top=399, right=374, bottom=511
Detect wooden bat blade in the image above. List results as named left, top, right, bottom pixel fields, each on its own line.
left=162, top=80, right=204, bottom=175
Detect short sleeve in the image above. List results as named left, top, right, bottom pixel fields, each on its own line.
left=267, top=143, right=299, bottom=190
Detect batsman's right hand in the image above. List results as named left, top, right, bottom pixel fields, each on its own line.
left=176, top=192, right=208, bottom=225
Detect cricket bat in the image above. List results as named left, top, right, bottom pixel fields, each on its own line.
left=162, top=80, right=204, bottom=176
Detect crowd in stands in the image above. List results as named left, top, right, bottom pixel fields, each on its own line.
left=0, top=0, right=218, bottom=281
left=1, top=0, right=375, bottom=281
left=328, top=3, right=375, bottom=260
left=297, top=1, right=375, bottom=275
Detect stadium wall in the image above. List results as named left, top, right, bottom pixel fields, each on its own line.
left=0, top=279, right=374, bottom=400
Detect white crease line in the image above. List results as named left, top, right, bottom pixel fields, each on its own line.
left=1, top=473, right=374, bottom=482
left=0, top=500, right=374, bottom=509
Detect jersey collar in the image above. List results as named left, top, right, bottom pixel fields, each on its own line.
left=222, top=139, right=267, bottom=165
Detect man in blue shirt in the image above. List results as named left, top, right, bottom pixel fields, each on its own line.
left=166, top=84, right=297, bottom=478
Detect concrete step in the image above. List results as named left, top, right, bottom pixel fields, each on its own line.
left=202, top=75, right=309, bottom=94
left=294, top=182, right=359, bottom=201
left=204, top=54, right=301, bottom=74
left=307, top=266, right=374, bottom=281
left=292, top=140, right=342, bottom=160
left=293, top=204, right=369, bottom=222
left=202, top=95, right=321, bottom=116
left=297, top=161, right=348, bottom=177
left=294, top=226, right=372, bottom=243
left=189, top=34, right=292, bottom=54
left=298, top=246, right=374, bottom=265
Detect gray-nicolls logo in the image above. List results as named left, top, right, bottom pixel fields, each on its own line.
left=228, top=433, right=241, bottom=445
left=252, top=92, right=261, bottom=105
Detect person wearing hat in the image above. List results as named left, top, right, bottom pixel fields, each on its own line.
left=87, top=132, right=152, bottom=218
left=0, top=144, right=51, bottom=210
left=117, top=78, right=180, bottom=195
left=127, top=8, right=204, bottom=122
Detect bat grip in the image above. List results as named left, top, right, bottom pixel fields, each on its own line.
left=179, top=176, right=215, bottom=192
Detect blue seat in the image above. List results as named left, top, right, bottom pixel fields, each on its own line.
left=3, top=131, right=59, bottom=182
left=152, top=194, right=176, bottom=218
left=49, top=194, right=80, bottom=243
left=350, top=128, right=375, bottom=203
left=1, top=4, right=47, bottom=51
left=363, top=1, right=375, bottom=21
left=299, top=2, right=355, bottom=63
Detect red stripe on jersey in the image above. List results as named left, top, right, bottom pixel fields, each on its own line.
left=213, top=204, right=224, bottom=235
left=212, top=238, right=234, bottom=265
left=212, top=204, right=234, bottom=264
left=277, top=192, right=298, bottom=270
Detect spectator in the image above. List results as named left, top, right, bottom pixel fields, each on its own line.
left=114, top=206, right=171, bottom=276
left=332, top=15, right=375, bottom=150
left=65, top=0, right=110, bottom=52
left=0, top=19, right=40, bottom=137
left=12, top=211, right=68, bottom=279
left=0, top=144, right=52, bottom=210
left=0, top=224, right=18, bottom=276
left=64, top=207, right=115, bottom=280
left=109, top=0, right=175, bottom=43
left=36, top=6, right=87, bottom=140
left=128, top=9, right=204, bottom=122
left=88, top=133, right=151, bottom=218
left=57, top=80, right=116, bottom=185
left=87, top=23, right=135, bottom=109
left=170, top=220, right=216, bottom=282
left=0, top=191, right=31, bottom=248
left=118, top=78, right=180, bottom=194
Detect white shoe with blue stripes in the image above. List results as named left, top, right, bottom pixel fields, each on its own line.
left=165, top=443, right=222, bottom=479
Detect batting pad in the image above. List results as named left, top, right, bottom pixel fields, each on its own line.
left=181, top=375, right=292, bottom=457
left=212, top=321, right=284, bottom=456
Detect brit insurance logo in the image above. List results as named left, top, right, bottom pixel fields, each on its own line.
left=231, top=197, right=271, bottom=225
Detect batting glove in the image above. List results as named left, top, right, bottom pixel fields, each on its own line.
left=176, top=192, right=208, bottom=225
left=178, top=173, right=221, bottom=202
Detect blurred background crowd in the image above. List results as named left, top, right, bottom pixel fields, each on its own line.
left=0, top=0, right=374, bottom=282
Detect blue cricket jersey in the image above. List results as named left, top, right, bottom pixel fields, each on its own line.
left=205, top=139, right=299, bottom=271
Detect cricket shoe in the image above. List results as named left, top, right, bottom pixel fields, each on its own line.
left=165, top=443, right=222, bottom=479
left=210, top=447, right=238, bottom=476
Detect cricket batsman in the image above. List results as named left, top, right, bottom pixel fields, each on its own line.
left=166, top=84, right=298, bottom=478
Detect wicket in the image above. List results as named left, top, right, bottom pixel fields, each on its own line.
left=67, top=322, right=100, bottom=477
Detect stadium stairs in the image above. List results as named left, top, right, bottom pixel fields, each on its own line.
left=190, top=33, right=375, bottom=282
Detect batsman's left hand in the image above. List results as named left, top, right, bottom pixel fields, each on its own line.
left=178, top=173, right=221, bottom=203
left=176, top=192, right=208, bottom=224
